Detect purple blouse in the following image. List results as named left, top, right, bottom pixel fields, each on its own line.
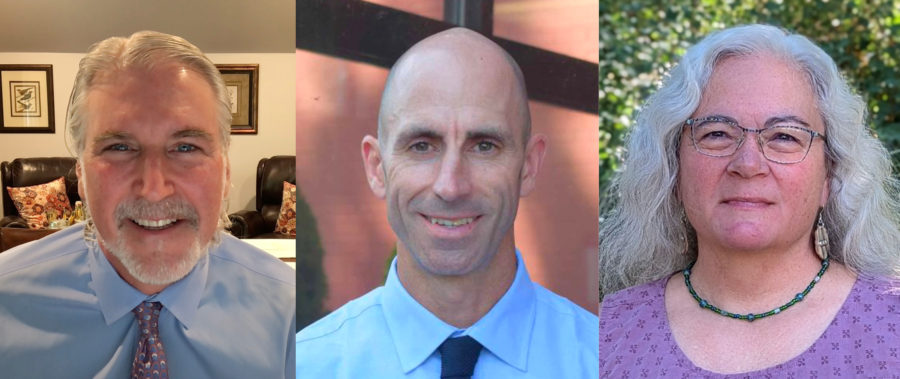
left=600, top=273, right=900, bottom=378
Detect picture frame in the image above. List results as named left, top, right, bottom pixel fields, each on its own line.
left=216, top=64, right=259, bottom=134
left=0, top=65, right=54, bottom=133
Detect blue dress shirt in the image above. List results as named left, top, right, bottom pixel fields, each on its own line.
left=0, top=223, right=295, bottom=378
left=296, top=250, right=599, bottom=378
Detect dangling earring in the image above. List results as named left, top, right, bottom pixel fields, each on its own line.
left=814, top=207, right=830, bottom=261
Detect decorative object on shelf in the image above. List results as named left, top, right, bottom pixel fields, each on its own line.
left=0, top=65, right=55, bottom=133
left=215, top=64, right=259, bottom=134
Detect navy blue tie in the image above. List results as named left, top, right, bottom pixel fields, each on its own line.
left=439, top=336, right=483, bottom=379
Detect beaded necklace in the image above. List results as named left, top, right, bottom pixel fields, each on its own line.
left=683, top=257, right=829, bottom=322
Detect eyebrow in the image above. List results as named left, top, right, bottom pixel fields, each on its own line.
left=92, top=128, right=214, bottom=144
left=466, top=127, right=512, bottom=144
left=393, top=126, right=440, bottom=150
left=172, top=129, right=214, bottom=141
left=764, top=115, right=811, bottom=128
left=93, top=131, right=132, bottom=144
left=704, top=114, right=811, bottom=129
left=392, top=125, right=514, bottom=148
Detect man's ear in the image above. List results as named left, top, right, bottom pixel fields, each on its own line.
left=519, top=134, right=547, bottom=197
left=361, top=135, right=386, bottom=199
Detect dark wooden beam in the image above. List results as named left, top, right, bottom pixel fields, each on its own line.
left=297, top=0, right=598, bottom=115
left=444, top=0, right=493, bottom=36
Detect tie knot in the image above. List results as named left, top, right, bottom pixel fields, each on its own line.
left=132, top=302, right=162, bottom=329
left=439, top=335, right=483, bottom=379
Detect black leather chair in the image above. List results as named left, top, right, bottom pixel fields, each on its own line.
left=1, top=157, right=80, bottom=228
left=228, top=155, right=296, bottom=239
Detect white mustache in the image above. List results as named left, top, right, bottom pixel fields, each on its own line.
left=114, top=198, right=199, bottom=228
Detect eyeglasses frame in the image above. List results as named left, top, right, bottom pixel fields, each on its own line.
left=684, top=116, right=827, bottom=164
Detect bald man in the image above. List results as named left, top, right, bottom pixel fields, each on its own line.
left=295, top=28, right=598, bottom=378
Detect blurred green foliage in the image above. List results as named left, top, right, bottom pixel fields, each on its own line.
left=600, top=0, right=900, bottom=199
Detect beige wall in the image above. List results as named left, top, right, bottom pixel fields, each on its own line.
left=0, top=52, right=295, bottom=216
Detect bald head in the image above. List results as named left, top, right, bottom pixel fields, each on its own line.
left=377, top=28, right=531, bottom=146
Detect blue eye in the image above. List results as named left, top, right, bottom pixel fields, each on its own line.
left=174, top=144, right=197, bottom=153
left=107, top=143, right=130, bottom=152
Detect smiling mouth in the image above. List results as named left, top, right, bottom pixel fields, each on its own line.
left=131, top=218, right=178, bottom=230
left=429, top=216, right=475, bottom=228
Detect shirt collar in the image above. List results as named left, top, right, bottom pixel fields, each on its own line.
left=381, top=249, right=536, bottom=373
left=87, top=237, right=208, bottom=328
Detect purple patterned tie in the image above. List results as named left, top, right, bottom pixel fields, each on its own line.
left=131, top=301, right=169, bottom=379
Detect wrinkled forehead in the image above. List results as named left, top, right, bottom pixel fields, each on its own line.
left=82, top=65, right=223, bottom=140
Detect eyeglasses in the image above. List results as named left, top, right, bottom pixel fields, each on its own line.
left=684, top=116, right=826, bottom=164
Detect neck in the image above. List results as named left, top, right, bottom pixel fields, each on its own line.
left=689, top=238, right=823, bottom=313
left=397, top=238, right=518, bottom=329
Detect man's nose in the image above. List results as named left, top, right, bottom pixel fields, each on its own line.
left=432, top=150, right=472, bottom=202
left=136, top=153, right=175, bottom=202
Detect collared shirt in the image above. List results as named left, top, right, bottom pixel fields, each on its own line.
left=296, top=250, right=599, bottom=378
left=0, top=223, right=295, bottom=378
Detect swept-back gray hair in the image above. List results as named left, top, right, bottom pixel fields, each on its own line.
left=600, top=24, right=900, bottom=295
left=66, top=30, right=232, bottom=156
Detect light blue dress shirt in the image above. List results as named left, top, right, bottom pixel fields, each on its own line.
left=0, top=223, right=295, bottom=378
left=296, top=250, right=599, bottom=378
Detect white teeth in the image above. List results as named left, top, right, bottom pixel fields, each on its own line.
left=429, top=217, right=474, bottom=227
left=133, top=219, right=177, bottom=228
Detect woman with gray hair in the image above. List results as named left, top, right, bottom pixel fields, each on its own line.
left=599, top=24, right=900, bottom=376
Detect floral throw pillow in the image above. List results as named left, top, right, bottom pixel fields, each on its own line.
left=6, top=176, right=72, bottom=230
left=274, top=181, right=296, bottom=236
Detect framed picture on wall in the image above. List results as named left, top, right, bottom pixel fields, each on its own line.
left=0, top=65, right=54, bottom=133
left=216, top=64, right=259, bottom=134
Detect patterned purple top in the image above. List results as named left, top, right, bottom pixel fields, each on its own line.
left=600, top=274, right=900, bottom=378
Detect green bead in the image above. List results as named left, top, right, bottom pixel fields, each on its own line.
left=682, top=257, right=829, bottom=322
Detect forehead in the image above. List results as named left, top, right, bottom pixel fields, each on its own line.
left=698, top=54, right=821, bottom=129
left=382, top=48, right=525, bottom=142
left=83, top=65, right=220, bottom=138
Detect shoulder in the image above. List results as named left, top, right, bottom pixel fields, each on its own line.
left=531, top=281, right=598, bottom=329
left=0, top=225, right=87, bottom=278
left=847, top=273, right=900, bottom=315
left=530, top=281, right=599, bottom=360
left=207, top=234, right=295, bottom=287
left=601, top=276, right=668, bottom=317
left=600, top=277, right=668, bottom=339
left=295, top=287, right=389, bottom=372
left=599, top=277, right=674, bottom=374
left=297, top=287, right=386, bottom=344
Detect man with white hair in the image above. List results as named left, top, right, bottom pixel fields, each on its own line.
left=0, top=31, right=294, bottom=378
left=296, top=28, right=598, bottom=378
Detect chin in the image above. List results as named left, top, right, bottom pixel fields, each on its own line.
left=102, top=234, right=210, bottom=286
left=719, top=235, right=777, bottom=252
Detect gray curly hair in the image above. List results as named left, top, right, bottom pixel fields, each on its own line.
left=599, top=24, right=900, bottom=295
